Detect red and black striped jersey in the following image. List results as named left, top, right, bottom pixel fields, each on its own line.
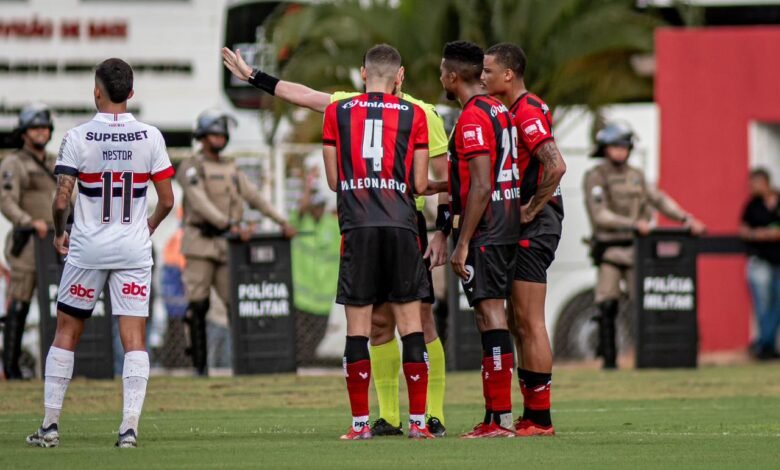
left=323, top=92, right=428, bottom=233
left=448, top=94, right=522, bottom=246
left=510, top=92, right=564, bottom=238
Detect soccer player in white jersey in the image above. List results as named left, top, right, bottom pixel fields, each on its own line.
left=26, top=58, right=175, bottom=449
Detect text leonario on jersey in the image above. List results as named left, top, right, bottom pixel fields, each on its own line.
left=340, top=177, right=408, bottom=193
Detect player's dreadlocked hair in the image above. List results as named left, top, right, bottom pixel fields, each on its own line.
left=485, top=43, right=527, bottom=78
left=95, top=58, right=134, bottom=103
left=442, top=41, right=484, bottom=83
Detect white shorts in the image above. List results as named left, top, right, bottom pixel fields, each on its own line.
left=56, top=262, right=152, bottom=318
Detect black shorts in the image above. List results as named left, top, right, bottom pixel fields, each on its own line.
left=461, top=243, right=518, bottom=307
left=336, top=227, right=429, bottom=306
left=416, top=211, right=435, bottom=304
left=514, top=234, right=560, bottom=284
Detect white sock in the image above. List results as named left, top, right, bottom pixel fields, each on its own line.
left=410, top=414, right=426, bottom=429
left=120, top=351, right=149, bottom=435
left=352, top=415, right=369, bottom=432
left=42, top=346, right=74, bottom=428
left=497, top=412, right=513, bottom=429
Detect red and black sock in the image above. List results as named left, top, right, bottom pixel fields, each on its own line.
left=482, top=329, right=514, bottom=427
left=401, top=332, right=428, bottom=421
left=343, top=336, right=371, bottom=419
left=519, top=368, right=552, bottom=427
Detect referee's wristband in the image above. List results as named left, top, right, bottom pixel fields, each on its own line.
left=248, top=68, right=280, bottom=95
left=436, top=204, right=452, bottom=236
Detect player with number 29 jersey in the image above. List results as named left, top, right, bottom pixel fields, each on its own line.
left=449, top=95, right=521, bottom=245
left=55, top=113, right=174, bottom=269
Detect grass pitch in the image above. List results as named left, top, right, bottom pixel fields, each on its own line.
left=1, top=364, right=779, bottom=469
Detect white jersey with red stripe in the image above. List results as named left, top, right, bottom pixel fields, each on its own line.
left=55, top=112, right=174, bottom=269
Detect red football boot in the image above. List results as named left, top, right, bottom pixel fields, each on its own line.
left=461, top=422, right=491, bottom=439
left=461, top=422, right=515, bottom=439
left=515, top=419, right=555, bottom=437
left=407, top=423, right=435, bottom=439
left=340, top=425, right=373, bottom=440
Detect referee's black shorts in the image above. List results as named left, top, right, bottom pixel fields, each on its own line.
left=336, top=226, right=429, bottom=306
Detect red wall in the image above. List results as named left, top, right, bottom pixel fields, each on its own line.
left=656, top=27, right=780, bottom=351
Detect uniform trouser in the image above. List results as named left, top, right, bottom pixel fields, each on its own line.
left=8, top=269, right=36, bottom=303
left=5, top=225, right=38, bottom=301
left=595, top=263, right=634, bottom=304
left=182, top=257, right=230, bottom=305
left=594, top=263, right=633, bottom=369
left=182, top=257, right=230, bottom=375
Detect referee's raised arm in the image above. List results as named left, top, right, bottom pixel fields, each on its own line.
left=221, top=47, right=331, bottom=112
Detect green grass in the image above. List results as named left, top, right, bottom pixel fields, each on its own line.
left=1, top=364, right=779, bottom=469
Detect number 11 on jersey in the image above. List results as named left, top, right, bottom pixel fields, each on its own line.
left=362, top=119, right=383, bottom=172
left=101, top=171, right=134, bottom=224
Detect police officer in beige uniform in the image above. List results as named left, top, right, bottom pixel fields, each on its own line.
left=583, top=122, right=705, bottom=369
left=178, top=109, right=296, bottom=375
left=0, top=104, right=57, bottom=379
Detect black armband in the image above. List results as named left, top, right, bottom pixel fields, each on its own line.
left=436, top=204, right=452, bottom=236
left=248, top=68, right=280, bottom=95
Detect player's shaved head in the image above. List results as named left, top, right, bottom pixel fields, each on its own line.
left=363, top=44, right=402, bottom=80
left=95, top=58, right=134, bottom=103
left=485, top=43, right=527, bottom=78
left=442, top=41, right=484, bottom=83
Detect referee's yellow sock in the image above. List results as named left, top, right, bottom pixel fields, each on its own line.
left=426, top=337, right=446, bottom=425
left=370, top=337, right=401, bottom=428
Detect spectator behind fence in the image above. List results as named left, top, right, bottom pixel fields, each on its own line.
left=739, top=168, right=780, bottom=360
left=290, top=168, right=340, bottom=366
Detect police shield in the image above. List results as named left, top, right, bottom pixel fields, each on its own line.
left=229, top=234, right=296, bottom=374
left=634, top=228, right=698, bottom=368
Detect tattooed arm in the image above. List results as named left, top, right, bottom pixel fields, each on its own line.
left=521, top=140, right=567, bottom=224
left=52, top=174, right=75, bottom=254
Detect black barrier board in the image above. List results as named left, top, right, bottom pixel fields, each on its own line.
left=229, top=234, right=296, bottom=374
left=445, top=254, right=482, bottom=371
left=635, top=229, right=698, bottom=368
left=35, top=233, right=114, bottom=378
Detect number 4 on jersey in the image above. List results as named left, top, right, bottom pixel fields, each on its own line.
left=362, top=119, right=383, bottom=172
